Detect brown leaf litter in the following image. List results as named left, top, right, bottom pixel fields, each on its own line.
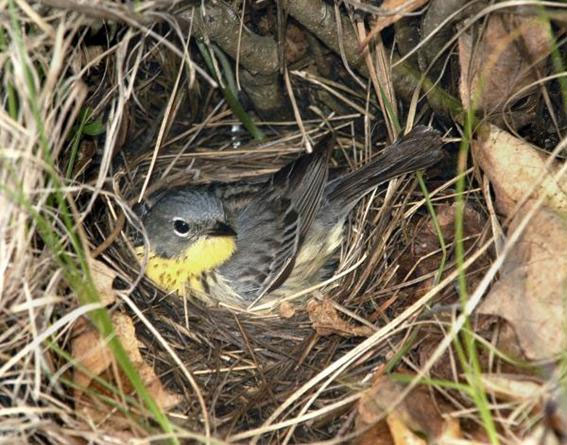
left=307, top=298, right=374, bottom=337
left=71, top=258, right=180, bottom=436
left=356, top=374, right=463, bottom=445
left=458, top=13, right=552, bottom=124
left=72, top=313, right=180, bottom=435
left=474, top=124, right=567, bottom=360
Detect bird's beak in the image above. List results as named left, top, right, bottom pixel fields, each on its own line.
left=207, top=222, right=236, bottom=237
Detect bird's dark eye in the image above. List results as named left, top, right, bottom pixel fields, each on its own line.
left=173, top=218, right=190, bottom=237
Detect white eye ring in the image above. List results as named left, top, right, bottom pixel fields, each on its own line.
left=173, top=217, right=190, bottom=238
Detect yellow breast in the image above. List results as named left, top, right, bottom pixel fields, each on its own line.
left=136, top=236, right=237, bottom=296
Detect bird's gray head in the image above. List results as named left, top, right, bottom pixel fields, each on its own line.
left=134, top=187, right=236, bottom=259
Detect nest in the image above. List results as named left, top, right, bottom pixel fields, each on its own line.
left=83, top=117, right=453, bottom=441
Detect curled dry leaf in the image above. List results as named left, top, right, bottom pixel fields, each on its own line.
left=356, top=375, right=462, bottom=445
left=480, top=374, right=543, bottom=403
left=88, top=257, right=119, bottom=306
left=478, top=205, right=567, bottom=360
left=458, top=14, right=551, bottom=114
left=474, top=125, right=567, bottom=360
left=473, top=124, right=567, bottom=216
left=72, top=313, right=180, bottom=432
left=307, top=298, right=373, bottom=337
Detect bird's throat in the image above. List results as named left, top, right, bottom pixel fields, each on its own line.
left=138, top=235, right=237, bottom=296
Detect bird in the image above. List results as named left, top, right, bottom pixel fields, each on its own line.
left=133, top=126, right=444, bottom=309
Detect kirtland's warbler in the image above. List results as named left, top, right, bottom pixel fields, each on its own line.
left=134, top=126, right=444, bottom=308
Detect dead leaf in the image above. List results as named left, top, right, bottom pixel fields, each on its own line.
left=356, top=376, right=397, bottom=445
left=88, top=257, right=119, bottom=306
left=386, top=411, right=426, bottom=445
left=392, top=384, right=445, bottom=439
left=478, top=204, right=567, bottom=360
left=356, top=416, right=395, bottom=445
left=474, top=125, right=567, bottom=359
left=356, top=375, right=462, bottom=445
left=279, top=301, right=296, bottom=319
left=307, top=299, right=373, bottom=337
left=480, top=374, right=543, bottom=403
left=473, top=124, right=567, bottom=216
left=72, top=313, right=180, bottom=432
left=458, top=14, right=551, bottom=113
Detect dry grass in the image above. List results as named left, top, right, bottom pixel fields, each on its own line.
left=3, top=1, right=566, bottom=444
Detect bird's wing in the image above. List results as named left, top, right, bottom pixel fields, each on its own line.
left=223, top=135, right=334, bottom=301
left=220, top=192, right=299, bottom=302
left=270, top=135, right=333, bottom=242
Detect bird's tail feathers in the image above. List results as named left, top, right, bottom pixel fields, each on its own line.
left=326, top=126, right=444, bottom=209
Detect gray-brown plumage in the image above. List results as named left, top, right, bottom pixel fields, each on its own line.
left=135, top=126, right=444, bottom=307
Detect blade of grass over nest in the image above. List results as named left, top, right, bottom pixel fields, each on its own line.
left=418, top=142, right=567, bottom=444
left=383, top=330, right=419, bottom=374
left=397, top=58, right=463, bottom=119
left=417, top=172, right=447, bottom=285
left=378, top=85, right=401, bottom=135
left=120, top=292, right=211, bottom=437
left=453, top=13, right=522, bottom=431
left=392, top=374, right=473, bottom=394
left=455, top=109, right=498, bottom=444
left=542, top=11, right=567, bottom=115
left=6, top=3, right=178, bottom=441
left=196, top=41, right=264, bottom=140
